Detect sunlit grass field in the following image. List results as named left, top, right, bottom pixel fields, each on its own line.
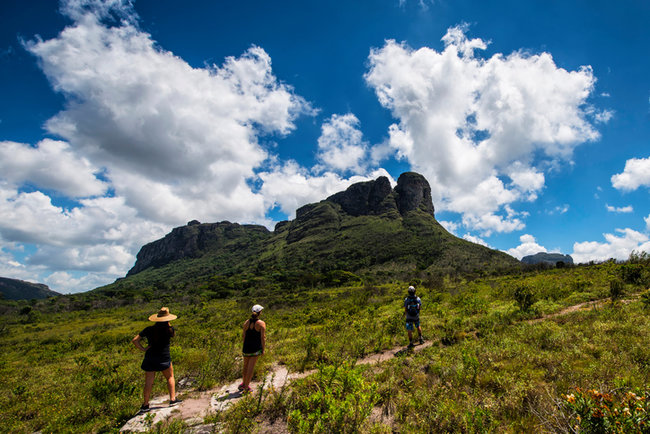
left=1, top=259, right=649, bottom=433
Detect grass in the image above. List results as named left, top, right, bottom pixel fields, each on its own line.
left=1, top=259, right=649, bottom=432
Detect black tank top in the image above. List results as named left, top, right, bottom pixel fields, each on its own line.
left=243, top=318, right=262, bottom=353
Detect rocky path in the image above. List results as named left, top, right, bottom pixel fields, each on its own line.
left=120, top=341, right=434, bottom=432
left=122, top=294, right=641, bottom=432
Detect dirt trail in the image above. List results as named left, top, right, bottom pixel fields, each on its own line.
left=527, top=296, right=636, bottom=324
left=120, top=341, right=433, bottom=432
left=527, top=299, right=604, bottom=324
left=121, top=295, right=639, bottom=432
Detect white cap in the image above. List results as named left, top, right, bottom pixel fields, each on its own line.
left=252, top=304, right=264, bottom=313
left=408, top=286, right=416, bottom=293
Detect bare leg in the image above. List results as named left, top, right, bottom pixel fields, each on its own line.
left=243, top=355, right=259, bottom=388
left=417, top=325, right=423, bottom=338
left=242, top=357, right=250, bottom=385
left=407, top=330, right=413, bottom=343
left=161, top=364, right=176, bottom=401
left=143, top=371, right=155, bottom=405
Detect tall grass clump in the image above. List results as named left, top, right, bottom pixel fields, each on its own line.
left=286, top=363, right=379, bottom=433
left=513, top=283, right=536, bottom=312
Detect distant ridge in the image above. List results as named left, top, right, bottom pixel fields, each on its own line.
left=0, top=277, right=61, bottom=300
left=521, top=252, right=574, bottom=265
left=123, top=172, right=520, bottom=285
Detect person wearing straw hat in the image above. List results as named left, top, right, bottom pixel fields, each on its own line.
left=239, top=304, right=266, bottom=393
left=132, top=307, right=181, bottom=411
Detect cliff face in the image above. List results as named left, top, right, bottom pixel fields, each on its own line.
left=126, top=172, right=519, bottom=277
left=127, top=221, right=271, bottom=276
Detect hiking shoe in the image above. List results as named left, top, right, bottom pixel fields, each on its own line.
left=169, top=399, right=182, bottom=407
left=407, top=342, right=415, bottom=348
left=139, top=404, right=150, bottom=413
left=241, top=386, right=252, bottom=394
left=237, top=383, right=245, bottom=391
left=419, top=337, right=425, bottom=344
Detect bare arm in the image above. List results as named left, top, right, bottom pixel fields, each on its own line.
left=131, top=334, right=148, bottom=352
left=242, top=320, right=249, bottom=341
left=259, top=321, right=266, bottom=354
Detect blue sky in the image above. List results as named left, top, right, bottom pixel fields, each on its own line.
left=1, top=0, right=649, bottom=293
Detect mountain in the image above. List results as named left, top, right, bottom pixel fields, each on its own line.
left=0, top=277, right=61, bottom=300
left=521, top=252, right=574, bottom=265
left=121, top=172, right=519, bottom=288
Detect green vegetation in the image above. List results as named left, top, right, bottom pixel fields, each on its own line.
left=1, top=258, right=650, bottom=432
left=115, top=207, right=520, bottom=297
left=563, top=388, right=650, bottom=433
left=0, top=277, right=61, bottom=301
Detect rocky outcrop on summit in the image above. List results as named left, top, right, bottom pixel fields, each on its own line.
left=127, top=221, right=270, bottom=276
left=325, top=172, right=434, bottom=218
left=284, top=172, right=434, bottom=244
left=326, top=176, right=397, bottom=217
left=521, top=252, right=574, bottom=266
left=394, top=172, right=435, bottom=216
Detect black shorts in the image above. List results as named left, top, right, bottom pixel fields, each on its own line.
left=141, top=355, right=171, bottom=372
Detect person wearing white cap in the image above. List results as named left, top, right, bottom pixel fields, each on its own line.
left=239, top=304, right=266, bottom=393
left=404, top=286, right=424, bottom=348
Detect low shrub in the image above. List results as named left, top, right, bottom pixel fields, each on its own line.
left=286, top=363, right=379, bottom=433
left=563, top=388, right=650, bottom=433
left=513, top=284, right=536, bottom=312
left=609, top=278, right=625, bottom=302
left=641, top=290, right=650, bottom=309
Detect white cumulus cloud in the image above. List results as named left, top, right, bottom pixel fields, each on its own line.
left=438, top=220, right=459, bottom=235
left=365, top=26, right=607, bottom=234
left=611, top=157, right=650, bottom=191
left=572, top=228, right=650, bottom=263
left=25, top=4, right=313, bottom=226
left=44, top=271, right=115, bottom=294
left=462, top=233, right=490, bottom=247
left=606, top=204, right=634, bottom=213
left=0, top=139, right=108, bottom=197
left=506, top=234, right=548, bottom=259
left=316, top=114, right=368, bottom=174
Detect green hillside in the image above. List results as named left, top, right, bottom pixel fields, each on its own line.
left=1, top=258, right=649, bottom=432
left=104, top=173, right=520, bottom=297
left=0, top=277, right=60, bottom=301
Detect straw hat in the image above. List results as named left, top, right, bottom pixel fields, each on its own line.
left=148, top=307, right=177, bottom=322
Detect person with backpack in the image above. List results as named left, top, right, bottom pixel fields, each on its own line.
left=239, top=304, right=266, bottom=393
left=404, top=286, right=424, bottom=348
left=131, top=307, right=181, bottom=412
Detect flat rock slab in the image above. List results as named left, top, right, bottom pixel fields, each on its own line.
left=120, top=396, right=177, bottom=432
left=120, top=342, right=434, bottom=432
